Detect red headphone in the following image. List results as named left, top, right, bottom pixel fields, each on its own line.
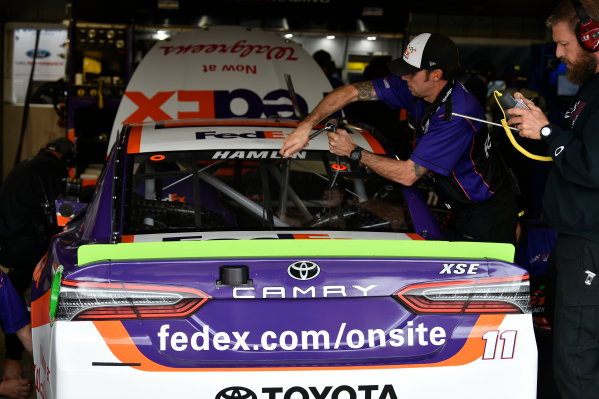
left=572, top=0, right=599, bottom=52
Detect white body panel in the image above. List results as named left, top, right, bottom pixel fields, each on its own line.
left=34, top=315, right=537, bottom=399
left=126, top=230, right=415, bottom=242
left=110, top=26, right=332, bottom=150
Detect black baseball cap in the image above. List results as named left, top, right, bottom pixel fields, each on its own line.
left=45, top=137, right=74, bottom=156
left=388, top=33, right=460, bottom=76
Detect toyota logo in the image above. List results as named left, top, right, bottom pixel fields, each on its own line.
left=215, top=386, right=257, bottom=399
left=287, top=261, right=320, bottom=280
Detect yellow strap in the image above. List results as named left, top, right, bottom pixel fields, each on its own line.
left=493, top=90, right=552, bottom=162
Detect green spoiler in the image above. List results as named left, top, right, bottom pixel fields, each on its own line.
left=77, top=239, right=514, bottom=266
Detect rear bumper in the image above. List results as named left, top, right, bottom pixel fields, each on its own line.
left=34, top=316, right=537, bottom=399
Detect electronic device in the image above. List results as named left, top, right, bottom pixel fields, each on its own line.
left=497, top=91, right=530, bottom=111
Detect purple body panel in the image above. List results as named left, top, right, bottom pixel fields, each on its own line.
left=65, top=257, right=525, bottom=296
left=120, top=301, right=474, bottom=367
left=54, top=256, right=525, bottom=368
left=401, top=185, right=445, bottom=240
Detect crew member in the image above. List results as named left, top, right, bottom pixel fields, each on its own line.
left=0, top=270, right=33, bottom=399
left=280, top=33, right=518, bottom=244
left=0, top=137, right=73, bottom=383
left=506, top=1, right=599, bottom=397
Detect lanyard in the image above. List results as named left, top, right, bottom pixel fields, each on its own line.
left=408, top=80, right=455, bottom=138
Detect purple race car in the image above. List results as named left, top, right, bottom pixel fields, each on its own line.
left=31, top=117, right=537, bottom=399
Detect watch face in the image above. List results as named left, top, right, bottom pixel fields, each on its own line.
left=350, top=147, right=362, bottom=161
left=541, top=126, right=551, bottom=137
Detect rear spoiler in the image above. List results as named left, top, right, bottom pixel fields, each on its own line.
left=77, top=239, right=514, bottom=266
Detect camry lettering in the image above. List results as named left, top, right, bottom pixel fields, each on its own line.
left=233, top=285, right=378, bottom=298
left=439, top=263, right=480, bottom=275
left=122, top=89, right=309, bottom=123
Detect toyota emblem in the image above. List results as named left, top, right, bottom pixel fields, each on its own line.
left=215, top=386, right=257, bottom=399
left=287, top=261, right=320, bottom=280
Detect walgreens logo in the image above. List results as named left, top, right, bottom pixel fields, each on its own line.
left=159, top=40, right=298, bottom=60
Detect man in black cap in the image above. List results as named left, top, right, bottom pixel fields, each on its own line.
left=0, top=137, right=73, bottom=383
left=280, top=32, right=518, bottom=244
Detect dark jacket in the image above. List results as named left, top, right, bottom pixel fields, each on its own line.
left=543, top=73, right=599, bottom=243
left=0, top=151, right=66, bottom=241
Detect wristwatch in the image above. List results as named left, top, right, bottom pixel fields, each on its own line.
left=350, top=146, right=364, bottom=162
left=540, top=124, right=553, bottom=140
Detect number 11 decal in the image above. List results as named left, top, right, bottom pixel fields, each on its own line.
left=482, top=330, right=517, bottom=359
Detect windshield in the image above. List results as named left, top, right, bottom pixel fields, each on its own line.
left=122, top=150, right=413, bottom=234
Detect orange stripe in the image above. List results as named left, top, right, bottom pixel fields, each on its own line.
left=451, top=170, right=472, bottom=201
left=127, top=125, right=143, bottom=154
left=406, top=233, right=425, bottom=240
left=31, top=290, right=51, bottom=328
left=120, top=235, right=135, bottom=243
left=356, top=129, right=385, bottom=154
left=56, top=214, right=71, bottom=227
left=82, top=179, right=98, bottom=187
left=93, top=314, right=504, bottom=372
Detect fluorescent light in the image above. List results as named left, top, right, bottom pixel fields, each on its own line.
left=326, top=35, right=335, bottom=40
left=366, top=36, right=377, bottom=41
left=153, top=30, right=170, bottom=40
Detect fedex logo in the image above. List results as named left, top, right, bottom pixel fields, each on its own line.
left=195, top=130, right=287, bottom=140
left=122, top=89, right=308, bottom=124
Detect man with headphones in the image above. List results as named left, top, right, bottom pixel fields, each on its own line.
left=507, top=1, right=599, bottom=397
left=280, top=32, right=518, bottom=244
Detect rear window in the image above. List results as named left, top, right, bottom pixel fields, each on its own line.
left=122, top=150, right=413, bottom=234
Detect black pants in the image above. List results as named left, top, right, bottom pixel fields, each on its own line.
left=450, top=187, right=518, bottom=245
left=546, top=234, right=599, bottom=399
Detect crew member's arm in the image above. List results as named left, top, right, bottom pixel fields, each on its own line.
left=280, top=81, right=379, bottom=157
left=327, top=128, right=427, bottom=186
left=509, top=92, right=599, bottom=188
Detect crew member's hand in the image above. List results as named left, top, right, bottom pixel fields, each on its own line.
left=327, top=128, right=355, bottom=157
left=0, top=378, right=33, bottom=399
left=506, top=92, right=549, bottom=140
left=2, top=359, right=22, bottom=381
left=280, top=123, right=311, bottom=157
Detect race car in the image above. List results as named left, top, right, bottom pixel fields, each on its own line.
left=32, top=25, right=536, bottom=399
left=31, top=117, right=537, bottom=399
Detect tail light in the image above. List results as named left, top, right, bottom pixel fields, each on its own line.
left=395, top=276, right=531, bottom=314
left=56, top=280, right=211, bottom=321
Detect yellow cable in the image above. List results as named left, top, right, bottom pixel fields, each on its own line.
left=493, top=90, right=552, bottom=162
